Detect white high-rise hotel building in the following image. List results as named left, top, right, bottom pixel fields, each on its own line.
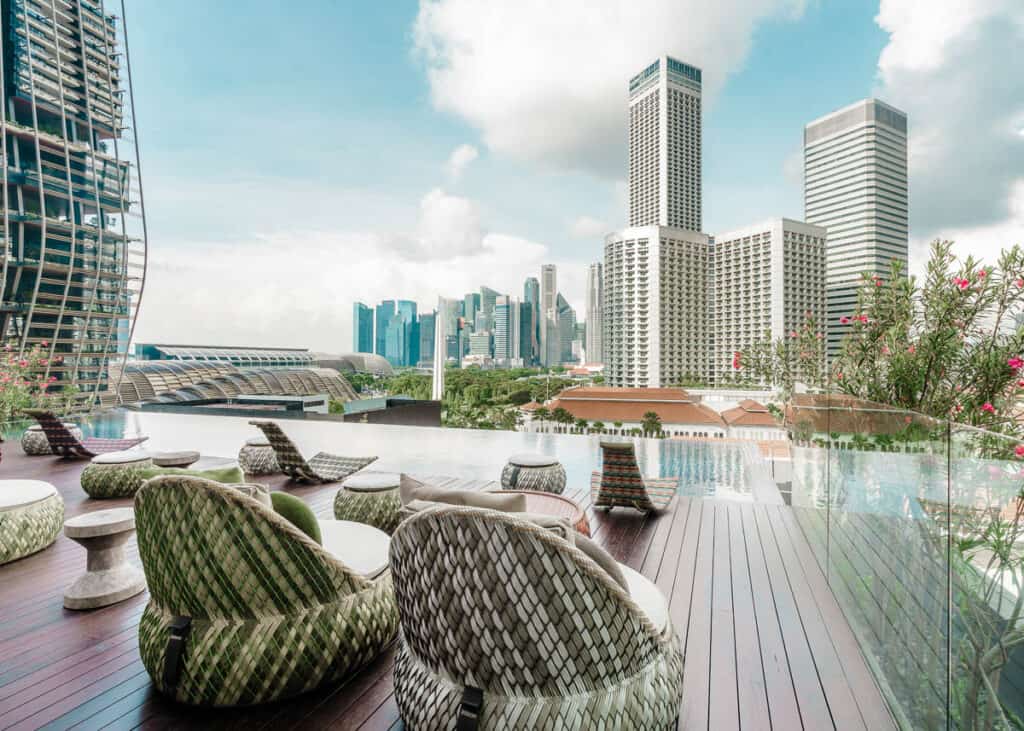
left=605, top=56, right=711, bottom=388
left=804, top=99, right=908, bottom=358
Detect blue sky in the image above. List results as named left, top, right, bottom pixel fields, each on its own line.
left=127, top=0, right=1024, bottom=351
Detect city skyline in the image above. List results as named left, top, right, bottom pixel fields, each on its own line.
left=120, top=2, right=1022, bottom=352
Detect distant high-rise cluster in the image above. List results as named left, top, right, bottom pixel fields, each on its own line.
left=602, top=55, right=904, bottom=388
left=352, top=272, right=579, bottom=370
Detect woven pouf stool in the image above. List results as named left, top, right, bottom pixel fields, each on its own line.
left=80, top=452, right=154, bottom=499
left=334, top=472, right=402, bottom=534
left=238, top=437, right=279, bottom=475
left=64, top=507, right=145, bottom=610
left=150, top=450, right=200, bottom=468
left=500, top=453, right=567, bottom=494
left=0, top=480, right=64, bottom=564
left=21, top=423, right=83, bottom=455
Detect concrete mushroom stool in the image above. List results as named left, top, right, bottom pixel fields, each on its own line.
left=334, top=472, right=403, bottom=534
left=237, top=437, right=279, bottom=475
left=21, top=423, right=83, bottom=455
left=0, top=480, right=64, bottom=565
left=63, top=507, right=145, bottom=610
left=80, top=451, right=154, bottom=499
left=500, top=453, right=567, bottom=494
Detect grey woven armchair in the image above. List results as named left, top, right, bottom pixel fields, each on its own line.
left=135, top=475, right=399, bottom=706
left=389, top=504, right=683, bottom=729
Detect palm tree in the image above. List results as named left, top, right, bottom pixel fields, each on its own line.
left=551, top=407, right=574, bottom=425
left=592, top=421, right=605, bottom=434
left=641, top=411, right=662, bottom=435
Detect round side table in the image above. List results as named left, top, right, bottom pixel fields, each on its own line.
left=80, top=452, right=154, bottom=499
left=238, top=437, right=279, bottom=475
left=500, top=453, right=567, bottom=494
left=150, top=450, right=200, bottom=468
left=497, top=490, right=590, bottom=537
left=63, top=507, right=145, bottom=610
left=21, top=424, right=83, bottom=455
left=334, top=472, right=402, bottom=534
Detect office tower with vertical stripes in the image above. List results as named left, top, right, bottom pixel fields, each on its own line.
left=804, top=99, right=908, bottom=358
left=352, top=302, right=373, bottom=352
left=0, top=0, right=147, bottom=406
left=585, top=262, right=603, bottom=363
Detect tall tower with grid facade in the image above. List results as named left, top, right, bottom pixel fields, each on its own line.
left=0, top=0, right=147, bottom=407
left=628, top=56, right=702, bottom=231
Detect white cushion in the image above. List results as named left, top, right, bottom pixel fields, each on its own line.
left=343, top=472, right=401, bottom=492
left=619, top=564, right=669, bottom=633
left=509, top=452, right=558, bottom=467
left=0, top=480, right=58, bottom=511
left=244, top=437, right=270, bottom=447
left=318, top=520, right=390, bottom=578
left=91, top=450, right=151, bottom=465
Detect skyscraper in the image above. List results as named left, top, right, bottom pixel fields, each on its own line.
left=494, top=295, right=521, bottom=364
left=556, top=294, right=576, bottom=365
left=518, top=301, right=535, bottom=366
left=628, top=56, right=702, bottom=231
left=396, top=300, right=418, bottom=367
left=418, top=311, right=436, bottom=366
left=604, top=228, right=711, bottom=387
left=585, top=263, right=603, bottom=363
left=540, top=265, right=558, bottom=366
left=524, top=277, right=540, bottom=364
left=0, top=3, right=147, bottom=407
left=374, top=300, right=395, bottom=357
left=463, top=293, right=481, bottom=331
left=479, top=286, right=500, bottom=332
left=352, top=302, right=373, bottom=353
left=712, top=219, right=827, bottom=385
left=804, top=99, right=908, bottom=357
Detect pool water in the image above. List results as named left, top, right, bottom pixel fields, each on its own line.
left=1, top=410, right=778, bottom=501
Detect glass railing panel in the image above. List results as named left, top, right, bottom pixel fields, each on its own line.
left=949, top=424, right=1023, bottom=730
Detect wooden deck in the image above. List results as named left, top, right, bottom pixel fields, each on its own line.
left=0, top=448, right=895, bottom=730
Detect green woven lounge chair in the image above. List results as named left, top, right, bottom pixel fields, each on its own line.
left=591, top=441, right=676, bottom=513
left=135, top=475, right=399, bottom=706
left=249, top=420, right=377, bottom=484
left=389, top=504, right=684, bottom=729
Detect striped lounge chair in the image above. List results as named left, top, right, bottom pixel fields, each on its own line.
left=134, top=476, right=399, bottom=706
left=23, top=408, right=148, bottom=459
left=591, top=441, right=676, bottom=513
left=249, top=420, right=376, bottom=484
left=389, top=504, right=684, bottom=728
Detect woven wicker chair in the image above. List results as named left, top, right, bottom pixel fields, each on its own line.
left=22, top=409, right=148, bottom=459
left=249, top=420, right=376, bottom=484
left=591, top=441, right=676, bottom=513
left=135, top=476, right=399, bottom=706
left=389, top=505, right=684, bottom=729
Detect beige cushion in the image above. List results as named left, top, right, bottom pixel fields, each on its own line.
left=516, top=512, right=574, bottom=542
left=574, top=532, right=629, bottom=592
left=0, top=480, right=58, bottom=511
left=232, top=483, right=272, bottom=509
left=620, top=565, right=669, bottom=633
left=318, top=519, right=390, bottom=578
left=400, top=474, right=526, bottom=513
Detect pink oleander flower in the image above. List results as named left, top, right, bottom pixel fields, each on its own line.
left=840, top=316, right=851, bottom=325
left=1009, top=356, right=1024, bottom=371
left=977, top=269, right=987, bottom=278
left=857, top=314, right=869, bottom=323
left=954, top=277, right=970, bottom=291
left=882, top=345, right=891, bottom=355
left=40, top=340, right=48, bottom=347
left=1016, top=444, right=1024, bottom=458
left=18, top=359, right=28, bottom=367
left=836, top=372, right=843, bottom=380
left=904, top=416, right=912, bottom=424
left=981, top=402, right=996, bottom=414
left=1017, top=379, right=1024, bottom=388
left=875, top=279, right=883, bottom=287
left=790, top=330, right=798, bottom=338
left=1016, top=277, right=1024, bottom=288
left=908, top=345, right=916, bottom=354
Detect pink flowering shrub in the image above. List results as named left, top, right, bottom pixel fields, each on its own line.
left=0, top=342, right=75, bottom=423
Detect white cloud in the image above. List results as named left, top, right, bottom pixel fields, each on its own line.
left=569, top=215, right=611, bottom=239
left=444, top=143, right=479, bottom=180
left=132, top=184, right=591, bottom=351
left=413, top=0, right=807, bottom=177
left=875, top=0, right=1024, bottom=238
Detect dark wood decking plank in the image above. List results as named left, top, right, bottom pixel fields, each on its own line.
left=708, top=504, right=740, bottom=731
left=728, top=504, right=771, bottom=731
left=739, top=503, right=802, bottom=731
left=679, top=500, right=715, bottom=730
left=776, top=508, right=897, bottom=731
left=753, top=505, right=834, bottom=730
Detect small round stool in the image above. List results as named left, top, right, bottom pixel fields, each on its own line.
left=0, top=480, right=64, bottom=565
left=150, top=450, right=200, bottom=468
left=80, top=452, right=154, bottom=499
left=21, top=424, right=83, bottom=455
left=500, top=453, right=567, bottom=494
left=238, top=437, right=279, bottom=475
left=63, top=507, right=145, bottom=610
left=334, top=472, right=402, bottom=534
